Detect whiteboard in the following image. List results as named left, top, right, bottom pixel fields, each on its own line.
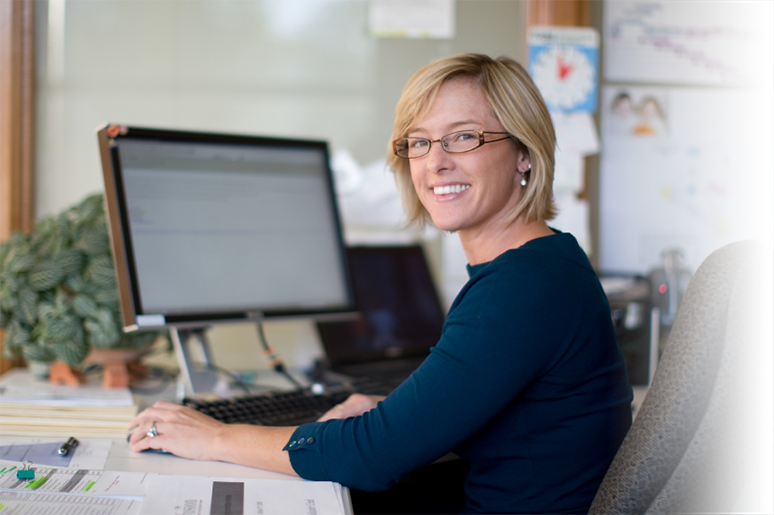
left=599, top=85, right=774, bottom=273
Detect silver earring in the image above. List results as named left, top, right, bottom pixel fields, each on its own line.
left=520, top=172, right=527, bottom=187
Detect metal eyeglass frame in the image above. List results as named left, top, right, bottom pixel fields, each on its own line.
left=392, top=130, right=512, bottom=159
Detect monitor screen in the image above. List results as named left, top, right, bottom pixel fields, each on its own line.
left=97, top=125, right=355, bottom=330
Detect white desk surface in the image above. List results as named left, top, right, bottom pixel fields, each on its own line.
left=105, top=437, right=301, bottom=481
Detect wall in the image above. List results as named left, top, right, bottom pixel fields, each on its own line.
left=34, top=0, right=526, bottom=219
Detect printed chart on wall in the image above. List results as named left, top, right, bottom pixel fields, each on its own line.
left=599, top=85, right=773, bottom=273
left=603, top=1, right=772, bottom=86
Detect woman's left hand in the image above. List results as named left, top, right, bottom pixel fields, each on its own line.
left=127, top=400, right=228, bottom=461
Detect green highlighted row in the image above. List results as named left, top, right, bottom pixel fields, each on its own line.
left=25, top=476, right=49, bottom=489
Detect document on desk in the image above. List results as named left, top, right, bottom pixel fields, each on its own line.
left=140, top=475, right=350, bottom=515
left=0, top=459, right=154, bottom=497
left=0, top=490, right=141, bottom=514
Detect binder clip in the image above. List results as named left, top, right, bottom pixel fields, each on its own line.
left=17, top=461, right=34, bottom=481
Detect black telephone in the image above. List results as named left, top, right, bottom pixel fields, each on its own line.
left=648, top=249, right=692, bottom=327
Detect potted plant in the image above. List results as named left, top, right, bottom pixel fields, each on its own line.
left=0, top=194, right=163, bottom=382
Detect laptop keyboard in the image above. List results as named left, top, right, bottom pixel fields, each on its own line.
left=331, top=356, right=427, bottom=388
left=183, top=378, right=391, bottom=427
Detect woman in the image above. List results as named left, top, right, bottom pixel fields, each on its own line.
left=128, top=54, right=633, bottom=514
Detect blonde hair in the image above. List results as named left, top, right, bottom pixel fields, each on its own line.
left=388, top=53, right=557, bottom=227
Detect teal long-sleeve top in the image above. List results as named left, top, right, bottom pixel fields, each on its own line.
left=285, top=233, right=633, bottom=514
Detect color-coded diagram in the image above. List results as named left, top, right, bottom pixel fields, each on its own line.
left=661, top=144, right=774, bottom=241
left=604, top=1, right=771, bottom=86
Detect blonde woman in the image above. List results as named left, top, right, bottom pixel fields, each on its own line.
left=129, top=54, right=632, bottom=514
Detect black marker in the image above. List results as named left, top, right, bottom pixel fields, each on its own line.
left=58, top=437, right=79, bottom=456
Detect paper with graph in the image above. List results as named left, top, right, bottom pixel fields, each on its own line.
left=603, top=1, right=773, bottom=86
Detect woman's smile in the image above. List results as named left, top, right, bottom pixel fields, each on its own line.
left=432, top=183, right=471, bottom=198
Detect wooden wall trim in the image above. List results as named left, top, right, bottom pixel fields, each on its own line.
left=0, top=0, right=21, bottom=242
left=0, top=0, right=35, bottom=373
left=526, top=0, right=591, bottom=28
left=0, top=0, right=34, bottom=239
left=20, top=0, right=35, bottom=234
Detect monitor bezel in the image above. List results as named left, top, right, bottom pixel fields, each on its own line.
left=97, top=124, right=356, bottom=331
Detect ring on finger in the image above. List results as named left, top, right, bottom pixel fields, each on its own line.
left=147, top=421, right=159, bottom=438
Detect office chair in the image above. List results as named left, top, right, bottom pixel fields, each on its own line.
left=589, top=240, right=772, bottom=514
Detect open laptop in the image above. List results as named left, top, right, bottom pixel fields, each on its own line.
left=315, top=245, right=446, bottom=390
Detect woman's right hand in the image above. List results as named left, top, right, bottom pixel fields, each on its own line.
left=317, top=394, right=386, bottom=421
left=127, top=400, right=298, bottom=476
left=126, top=400, right=229, bottom=460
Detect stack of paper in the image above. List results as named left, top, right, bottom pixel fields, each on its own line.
left=0, top=369, right=138, bottom=438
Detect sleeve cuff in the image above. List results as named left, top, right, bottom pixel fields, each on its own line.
left=284, top=422, right=330, bottom=481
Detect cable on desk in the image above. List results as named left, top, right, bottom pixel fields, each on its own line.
left=256, top=323, right=303, bottom=389
left=201, top=363, right=253, bottom=394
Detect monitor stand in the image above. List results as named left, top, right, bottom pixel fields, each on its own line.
left=171, top=328, right=219, bottom=395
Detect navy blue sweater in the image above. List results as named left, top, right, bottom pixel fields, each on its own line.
left=285, top=233, right=632, bottom=513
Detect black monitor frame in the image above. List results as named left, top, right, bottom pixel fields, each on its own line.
left=97, top=124, right=356, bottom=394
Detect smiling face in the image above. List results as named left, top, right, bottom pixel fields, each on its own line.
left=408, top=78, right=530, bottom=237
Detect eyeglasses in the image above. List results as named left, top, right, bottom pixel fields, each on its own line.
left=393, top=130, right=511, bottom=159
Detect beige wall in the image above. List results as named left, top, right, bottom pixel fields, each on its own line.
left=34, top=0, right=527, bottom=219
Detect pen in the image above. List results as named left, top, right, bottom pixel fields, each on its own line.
left=58, top=437, right=79, bottom=456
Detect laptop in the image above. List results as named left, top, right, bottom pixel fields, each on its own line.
left=315, top=245, right=446, bottom=389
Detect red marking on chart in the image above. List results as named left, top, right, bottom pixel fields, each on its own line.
left=557, top=56, right=574, bottom=80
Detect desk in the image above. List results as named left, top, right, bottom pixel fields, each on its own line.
left=0, top=369, right=352, bottom=515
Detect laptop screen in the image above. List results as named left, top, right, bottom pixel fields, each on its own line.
left=316, top=245, right=446, bottom=364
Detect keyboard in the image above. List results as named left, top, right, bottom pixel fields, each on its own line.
left=183, top=379, right=391, bottom=427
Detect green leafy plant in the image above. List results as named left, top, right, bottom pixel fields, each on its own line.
left=0, top=194, right=162, bottom=367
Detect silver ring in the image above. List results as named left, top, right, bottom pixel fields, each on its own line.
left=147, top=421, right=159, bottom=438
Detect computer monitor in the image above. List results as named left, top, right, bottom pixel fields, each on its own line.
left=97, top=124, right=355, bottom=393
